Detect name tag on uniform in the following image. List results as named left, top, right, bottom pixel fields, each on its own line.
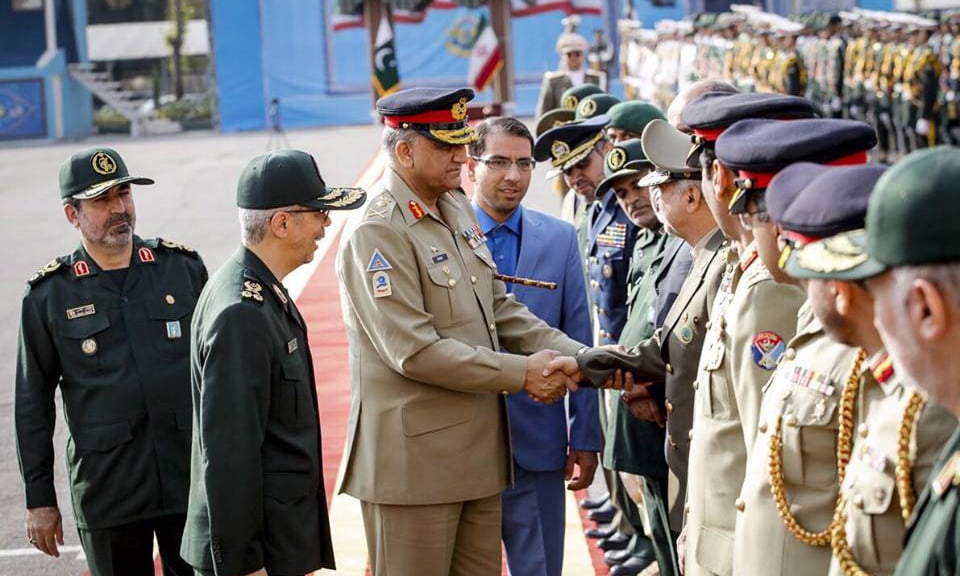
left=166, top=320, right=182, bottom=339
left=66, top=304, right=96, bottom=320
left=288, top=338, right=298, bottom=354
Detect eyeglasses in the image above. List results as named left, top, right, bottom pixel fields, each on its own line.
left=284, top=208, right=330, bottom=217
left=471, top=156, right=536, bottom=172
left=743, top=207, right=770, bottom=224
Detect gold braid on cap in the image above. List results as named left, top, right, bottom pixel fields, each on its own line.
left=430, top=125, right=479, bottom=145
left=768, top=348, right=867, bottom=547
left=555, top=131, right=604, bottom=168
left=896, top=391, right=924, bottom=523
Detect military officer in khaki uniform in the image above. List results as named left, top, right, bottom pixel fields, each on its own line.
left=16, top=147, right=208, bottom=575
left=181, top=150, right=365, bottom=576
left=769, top=162, right=957, bottom=576
left=536, top=33, right=607, bottom=118
left=678, top=92, right=816, bottom=576
left=850, top=147, right=960, bottom=576
left=337, top=87, right=584, bottom=576
left=712, top=118, right=878, bottom=576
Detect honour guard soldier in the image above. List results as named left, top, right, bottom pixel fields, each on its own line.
left=679, top=92, right=815, bottom=576
left=16, top=147, right=208, bottom=575
left=536, top=33, right=607, bottom=118
left=769, top=162, right=957, bottom=576
left=713, top=119, right=877, bottom=576
left=337, top=87, right=584, bottom=576
left=906, top=23, right=942, bottom=149
left=181, top=150, right=365, bottom=576
left=850, top=147, right=960, bottom=576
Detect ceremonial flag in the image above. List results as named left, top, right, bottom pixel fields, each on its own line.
left=467, top=14, right=502, bottom=92
left=372, top=14, right=400, bottom=97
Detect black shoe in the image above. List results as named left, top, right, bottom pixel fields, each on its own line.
left=584, top=525, right=615, bottom=539
left=579, top=494, right=610, bottom=510
left=609, top=552, right=656, bottom=576
left=598, top=531, right=630, bottom=551
left=587, top=502, right=615, bottom=524
left=604, top=548, right=632, bottom=566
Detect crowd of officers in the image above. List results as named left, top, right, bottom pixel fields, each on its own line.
left=621, top=8, right=960, bottom=163
left=532, top=71, right=960, bottom=576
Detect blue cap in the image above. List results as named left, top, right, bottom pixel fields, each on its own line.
left=681, top=92, right=818, bottom=167
left=377, top=87, right=478, bottom=145
left=715, top=118, right=877, bottom=214
left=534, top=115, right=609, bottom=179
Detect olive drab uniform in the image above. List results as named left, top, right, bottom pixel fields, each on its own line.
left=15, top=237, right=207, bottom=530
left=733, top=303, right=861, bottom=576
left=684, top=244, right=805, bottom=576
left=828, top=351, right=957, bottom=576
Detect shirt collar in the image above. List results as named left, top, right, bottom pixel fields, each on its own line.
left=473, top=201, right=523, bottom=236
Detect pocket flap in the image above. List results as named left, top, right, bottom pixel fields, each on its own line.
left=792, top=389, right=838, bottom=426
left=263, top=472, right=315, bottom=502
left=402, top=398, right=475, bottom=437
left=426, top=263, right=461, bottom=288
left=57, top=314, right=111, bottom=339
left=695, top=526, right=733, bottom=576
left=73, top=421, right=133, bottom=452
left=859, top=465, right=896, bottom=514
left=145, top=294, right=192, bottom=320
left=281, top=356, right=306, bottom=381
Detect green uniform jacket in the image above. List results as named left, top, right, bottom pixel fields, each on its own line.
left=603, top=228, right=670, bottom=478
left=181, top=246, right=334, bottom=576
left=15, top=236, right=207, bottom=530
left=894, top=426, right=960, bottom=576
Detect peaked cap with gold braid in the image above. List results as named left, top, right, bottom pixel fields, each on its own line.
left=377, top=87, right=479, bottom=145
left=533, top=115, right=609, bottom=179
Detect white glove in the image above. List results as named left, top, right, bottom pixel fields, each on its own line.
left=916, top=118, right=931, bottom=135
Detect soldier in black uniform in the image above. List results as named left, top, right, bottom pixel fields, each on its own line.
left=16, top=147, right=208, bottom=575
left=180, top=150, right=365, bottom=576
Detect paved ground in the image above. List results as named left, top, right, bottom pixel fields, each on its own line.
left=0, top=124, right=569, bottom=576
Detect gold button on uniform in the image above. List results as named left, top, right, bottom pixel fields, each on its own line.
left=758, top=422, right=768, bottom=434
left=785, top=348, right=797, bottom=361
left=858, top=423, right=869, bottom=438
left=165, top=294, right=176, bottom=304
left=735, top=498, right=745, bottom=512
left=448, top=278, right=456, bottom=287
left=666, top=400, right=674, bottom=414
left=488, top=323, right=496, bottom=332
left=665, top=363, right=674, bottom=374
left=853, top=494, right=865, bottom=509
left=786, top=415, right=799, bottom=427
left=470, top=275, right=477, bottom=284
left=692, top=380, right=699, bottom=390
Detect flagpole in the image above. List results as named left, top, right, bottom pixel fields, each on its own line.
left=489, top=1, right=514, bottom=115
left=364, top=0, right=385, bottom=119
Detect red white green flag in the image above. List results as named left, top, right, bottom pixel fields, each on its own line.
left=467, top=14, right=502, bottom=93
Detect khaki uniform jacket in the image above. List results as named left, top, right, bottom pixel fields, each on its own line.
left=828, top=351, right=957, bottom=576
left=181, top=247, right=334, bottom=576
left=535, top=70, right=607, bottom=118
left=15, top=237, right=207, bottom=530
left=336, top=169, right=581, bottom=506
left=733, top=304, right=860, bottom=576
left=579, top=228, right=728, bottom=529
left=685, top=245, right=805, bottom=576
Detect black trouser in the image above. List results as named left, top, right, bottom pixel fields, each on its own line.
left=79, top=514, right=191, bottom=576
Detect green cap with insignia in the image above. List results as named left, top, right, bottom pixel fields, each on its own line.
left=535, top=108, right=575, bottom=137
left=560, top=84, right=605, bottom=111
left=59, top=147, right=154, bottom=200
left=575, top=94, right=621, bottom=121
left=596, top=139, right=650, bottom=198
left=237, top=149, right=367, bottom=211
left=606, top=101, right=666, bottom=136
left=862, top=147, right=960, bottom=273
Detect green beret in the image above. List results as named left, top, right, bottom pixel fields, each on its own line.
left=559, top=84, right=605, bottom=111
left=606, top=101, right=666, bottom=135
left=575, top=94, right=621, bottom=121
left=864, top=147, right=960, bottom=272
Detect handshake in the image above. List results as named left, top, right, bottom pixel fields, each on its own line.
left=522, top=347, right=664, bottom=425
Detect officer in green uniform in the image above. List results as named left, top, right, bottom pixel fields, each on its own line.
left=16, top=147, right=208, bottom=575
left=848, top=147, right=960, bottom=576
left=180, top=149, right=365, bottom=576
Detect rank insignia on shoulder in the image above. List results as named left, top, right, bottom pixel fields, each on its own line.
left=158, top=239, right=198, bottom=256
left=366, top=249, right=393, bottom=272
left=372, top=271, right=392, bottom=298
left=66, top=304, right=96, bottom=320
left=138, top=247, right=156, bottom=263
left=368, top=196, right=395, bottom=219
left=751, top=331, right=785, bottom=370
left=932, top=452, right=960, bottom=497
left=241, top=279, right=264, bottom=303
left=27, top=258, right=62, bottom=286
left=73, top=261, right=90, bottom=278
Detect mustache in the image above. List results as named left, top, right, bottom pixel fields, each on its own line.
left=107, top=213, right=131, bottom=226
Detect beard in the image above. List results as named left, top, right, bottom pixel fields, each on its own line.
left=83, top=213, right=135, bottom=249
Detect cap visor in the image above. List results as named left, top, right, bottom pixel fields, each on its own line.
left=596, top=169, right=641, bottom=198
left=636, top=168, right=671, bottom=188
left=72, top=176, right=154, bottom=200
left=783, top=229, right=887, bottom=280
left=303, top=187, right=368, bottom=211
left=728, top=187, right=750, bottom=215
left=685, top=142, right=705, bottom=168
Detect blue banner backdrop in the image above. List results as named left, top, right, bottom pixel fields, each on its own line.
left=0, top=79, right=46, bottom=140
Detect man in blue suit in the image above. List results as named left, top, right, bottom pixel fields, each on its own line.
left=468, top=117, right=601, bottom=576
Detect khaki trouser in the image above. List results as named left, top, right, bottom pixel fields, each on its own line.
left=361, top=493, right=502, bottom=576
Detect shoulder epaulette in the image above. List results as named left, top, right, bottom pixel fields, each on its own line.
left=366, top=194, right=397, bottom=220
left=155, top=238, right=199, bottom=257
left=27, top=258, right=64, bottom=287
left=240, top=275, right=265, bottom=305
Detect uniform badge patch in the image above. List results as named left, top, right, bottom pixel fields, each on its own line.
left=431, top=253, right=449, bottom=264
left=73, top=261, right=90, bottom=278
left=366, top=249, right=393, bottom=272
left=751, top=331, right=785, bottom=370
left=602, top=264, right=613, bottom=279
left=408, top=200, right=426, bottom=220
left=138, top=247, right=156, bottom=263
left=81, top=337, right=98, bottom=356
left=272, top=284, right=288, bottom=305
left=66, top=304, right=96, bottom=320
left=166, top=320, right=182, bottom=339
left=677, top=323, right=694, bottom=344
left=241, top=279, right=264, bottom=303
left=372, top=271, right=392, bottom=298
left=288, top=338, right=299, bottom=354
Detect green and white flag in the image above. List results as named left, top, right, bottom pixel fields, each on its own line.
left=372, top=14, right=400, bottom=97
